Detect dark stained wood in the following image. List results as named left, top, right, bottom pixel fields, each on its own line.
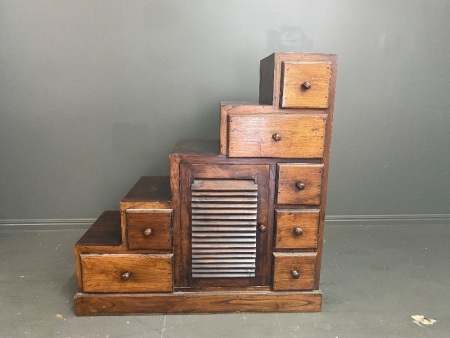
left=76, top=211, right=122, bottom=247
left=73, top=52, right=337, bottom=315
left=81, top=253, right=173, bottom=293
left=121, top=176, right=172, bottom=204
left=74, top=290, right=322, bottom=315
left=180, top=164, right=271, bottom=289
left=273, top=252, right=317, bottom=291
left=277, top=164, right=324, bottom=205
left=127, top=210, right=172, bottom=250
left=120, top=176, right=172, bottom=247
left=228, top=114, right=327, bottom=158
left=258, top=53, right=276, bottom=105
left=258, top=52, right=337, bottom=108
left=275, top=209, right=320, bottom=249
left=171, top=139, right=220, bottom=156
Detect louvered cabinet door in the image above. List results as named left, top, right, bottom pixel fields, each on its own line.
left=180, top=164, right=271, bottom=289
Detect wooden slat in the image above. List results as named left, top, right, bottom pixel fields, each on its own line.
left=191, top=191, right=258, bottom=197
left=191, top=196, right=257, bottom=202
left=192, top=232, right=256, bottom=237
left=192, top=214, right=257, bottom=220
left=190, top=178, right=258, bottom=279
left=192, top=203, right=258, bottom=209
left=191, top=179, right=258, bottom=191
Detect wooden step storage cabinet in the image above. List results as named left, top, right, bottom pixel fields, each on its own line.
left=74, top=53, right=337, bottom=315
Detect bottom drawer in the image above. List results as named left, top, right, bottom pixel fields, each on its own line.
left=81, top=253, right=173, bottom=293
left=273, top=252, right=317, bottom=291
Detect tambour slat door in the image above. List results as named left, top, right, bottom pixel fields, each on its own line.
left=180, top=164, right=271, bottom=289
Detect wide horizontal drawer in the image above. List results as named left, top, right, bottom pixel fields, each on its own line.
left=277, top=164, right=323, bottom=205
left=280, top=61, right=331, bottom=109
left=228, top=114, right=326, bottom=158
left=273, top=252, right=317, bottom=291
left=275, top=209, right=320, bottom=249
left=80, top=253, right=173, bottom=293
left=127, top=209, right=172, bottom=250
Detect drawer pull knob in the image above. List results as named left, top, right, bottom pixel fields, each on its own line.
left=144, top=228, right=153, bottom=236
left=272, top=133, right=282, bottom=141
left=292, top=270, right=300, bottom=279
left=295, top=182, right=305, bottom=190
left=301, top=81, right=312, bottom=90
left=121, top=271, right=132, bottom=281
left=258, top=223, right=267, bottom=233
left=294, top=227, right=303, bottom=236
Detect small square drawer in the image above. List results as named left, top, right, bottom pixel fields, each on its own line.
left=80, top=253, right=173, bottom=293
left=275, top=209, right=320, bottom=249
left=127, top=209, right=172, bottom=250
left=228, top=114, right=326, bottom=158
left=280, top=61, right=332, bottom=108
left=273, top=252, right=317, bottom=291
left=277, top=164, right=323, bottom=205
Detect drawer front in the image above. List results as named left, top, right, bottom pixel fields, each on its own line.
left=277, top=164, right=323, bottom=205
left=81, top=254, right=173, bottom=293
left=273, top=253, right=316, bottom=291
left=275, top=209, right=320, bottom=249
left=127, top=209, right=172, bottom=250
left=281, top=61, right=331, bottom=109
left=228, top=114, right=326, bottom=158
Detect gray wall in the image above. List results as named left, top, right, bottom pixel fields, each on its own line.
left=1, top=0, right=449, bottom=220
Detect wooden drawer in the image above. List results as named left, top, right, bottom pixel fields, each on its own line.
left=275, top=209, right=320, bottom=249
left=80, top=253, right=173, bottom=293
left=228, top=114, right=326, bottom=158
left=127, top=209, right=172, bottom=250
left=277, top=164, right=323, bottom=205
left=273, top=253, right=317, bottom=291
left=280, top=61, right=331, bottom=108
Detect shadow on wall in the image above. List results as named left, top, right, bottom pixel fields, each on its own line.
left=267, top=26, right=315, bottom=52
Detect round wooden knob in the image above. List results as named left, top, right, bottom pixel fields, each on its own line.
left=296, top=182, right=305, bottom=190
left=292, top=270, right=300, bottom=279
left=121, top=271, right=132, bottom=281
left=301, top=81, right=312, bottom=90
left=272, top=133, right=282, bottom=141
left=144, top=228, right=153, bottom=236
left=258, top=224, right=267, bottom=233
left=294, top=227, right=303, bottom=236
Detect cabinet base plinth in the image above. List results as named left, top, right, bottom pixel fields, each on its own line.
left=74, top=290, right=322, bottom=315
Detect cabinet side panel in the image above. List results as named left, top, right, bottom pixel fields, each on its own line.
left=259, top=54, right=275, bottom=105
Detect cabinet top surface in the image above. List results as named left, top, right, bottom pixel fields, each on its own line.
left=121, top=176, right=172, bottom=203
left=171, top=140, right=220, bottom=157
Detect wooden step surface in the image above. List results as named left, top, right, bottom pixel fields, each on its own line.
left=75, top=211, right=122, bottom=248
left=121, top=176, right=171, bottom=205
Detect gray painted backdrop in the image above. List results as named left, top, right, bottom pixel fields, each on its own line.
left=1, top=0, right=449, bottom=220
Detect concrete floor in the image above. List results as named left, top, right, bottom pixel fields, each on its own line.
left=1, top=222, right=449, bottom=338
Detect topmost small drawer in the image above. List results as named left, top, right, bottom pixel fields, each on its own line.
left=280, top=62, right=331, bottom=109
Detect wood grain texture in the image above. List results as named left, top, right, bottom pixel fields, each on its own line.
left=273, top=252, right=317, bottom=291
left=74, top=290, right=322, bottom=315
left=228, top=114, right=327, bottom=158
left=281, top=61, right=331, bottom=108
left=277, top=164, right=324, bottom=205
left=258, top=53, right=336, bottom=108
left=81, top=254, right=173, bottom=293
left=127, top=210, right=172, bottom=250
left=219, top=103, right=321, bottom=155
left=275, top=209, right=320, bottom=249
left=120, top=176, right=172, bottom=247
left=180, top=164, right=271, bottom=289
